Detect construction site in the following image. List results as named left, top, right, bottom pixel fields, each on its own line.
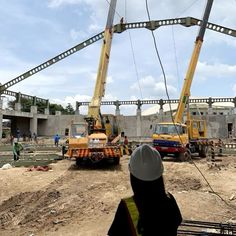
left=0, top=0, right=236, bottom=235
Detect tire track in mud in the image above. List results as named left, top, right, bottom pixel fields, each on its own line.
left=0, top=163, right=126, bottom=235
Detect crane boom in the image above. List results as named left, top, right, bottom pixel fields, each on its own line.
left=87, top=0, right=117, bottom=121
left=174, top=0, right=214, bottom=123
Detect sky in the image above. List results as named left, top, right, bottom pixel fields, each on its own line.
left=0, top=0, right=235, bottom=115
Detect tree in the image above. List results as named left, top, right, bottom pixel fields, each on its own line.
left=7, top=98, right=72, bottom=115
left=64, top=103, right=75, bottom=115
left=49, top=103, right=65, bottom=115
left=8, top=98, right=33, bottom=112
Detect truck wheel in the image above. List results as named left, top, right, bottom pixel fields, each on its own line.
left=178, top=150, right=191, bottom=162
left=160, top=153, right=165, bottom=160
left=114, top=157, right=120, bottom=165
left=199, top=145, right=208, bottom=158
left=76, top=158, right=83, bottom=166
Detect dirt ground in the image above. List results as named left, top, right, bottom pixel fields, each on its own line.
left=0, top=154, right=235, bottom=236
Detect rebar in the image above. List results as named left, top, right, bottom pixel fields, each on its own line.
left=178, top=220, right=236, bottom=235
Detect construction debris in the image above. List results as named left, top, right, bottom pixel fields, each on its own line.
left=27, top=166, right=51, bottom=172
left=1, top=163, right=13, bottom=170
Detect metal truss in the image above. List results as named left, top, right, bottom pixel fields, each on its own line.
left=0, top=17, right=235, bottom=102
left=77, top=97, right=236, bottom=109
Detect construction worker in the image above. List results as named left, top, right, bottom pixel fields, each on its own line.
left=13, top=140, right=24, bottom=161
left=54, top=134, right=60, bottom=147
left=124, top=136, right=129, bottom=145
left=108, top=144, right=182, bottom=236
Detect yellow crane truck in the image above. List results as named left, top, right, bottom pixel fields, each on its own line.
left=65, top=0, right=122, bottom=165
left=152, top=0, right=214, bottom=161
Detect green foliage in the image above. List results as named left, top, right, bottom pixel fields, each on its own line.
left=64, top=103, right=75, bottom=115
left=7, top=99, right=75, bottom=115
left=49, top=103, right=65, bottom=115
left=8, top=98, right=32, bottom=112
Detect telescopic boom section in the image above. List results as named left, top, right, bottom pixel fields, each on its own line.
left=87, top=0, right=117, bottom=121
left=174, top=0, right=214, bottom=124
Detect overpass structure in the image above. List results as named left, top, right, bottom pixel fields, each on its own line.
left=1, top=96, right=236, bottom=141
left=76, top=97, right=236, bottom=115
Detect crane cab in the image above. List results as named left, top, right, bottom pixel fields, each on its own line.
left=152, top=122, right=189, bottom=156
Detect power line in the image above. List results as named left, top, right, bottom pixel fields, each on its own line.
left=124, top=0, right=143, bottom=99
left=175, top=0, right=201, bottom=18
left=171, top=27, right=181, bottom=95
left=105, top=0, right=122, bottom=19
left=144, top=0, right=179, bottom=145
left=144, top=0, right=236, bottom=213
left=128, top=31, right=143, bottom=100
left=172, top=0, right=201, bottom=97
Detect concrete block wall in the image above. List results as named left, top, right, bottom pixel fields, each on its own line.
left=9, top=112, right=232, bottom=140
left=117, top=115, right=137, bottom=137
left=39, top=114, right=85, bottom=136
left=141, top=114, right=159, bottom=137
left=206, top=115, right=227, bottom=138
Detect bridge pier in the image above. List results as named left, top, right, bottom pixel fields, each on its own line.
left=0, top=113, right=2, bottom=140
left=30, top=105, right=38, bottom=136
left=44, top=108, right=49, bottom=115
left=0, top=98, right=3, bottom=140
left=75, top=102, right=80, bottom=115
left=159, top=108, right=164, bottom=121
left=136, top=100, right=142, bottom=136
left=136, top=108, right=142, bottom=136
left=208, top=97, right=213, bottom=115
left=15, top=103, right=21, bottom=111
left=158, top=99, right=164, bottom=121
left=114, top=100, right=120, bottom=116
left=44, top=100, right=50, bottom=115
left=136, top=97, right=142, bottom=136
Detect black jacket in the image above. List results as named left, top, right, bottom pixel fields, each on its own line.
left=108, top=193, right=182, bottom=236
left=108, top=175, right=182, bottom=236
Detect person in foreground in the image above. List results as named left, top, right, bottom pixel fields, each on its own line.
left=108, top=144, right=182, bottom=236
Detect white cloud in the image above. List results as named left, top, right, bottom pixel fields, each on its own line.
left=154, top=82, right=177, bottom=98
left=130, top=95, right=137, bottom=100
left=48, top=0, right=82, bottom=8
left=103, top=93, right=117, bottom=101
left=233, top=84, right=236, bottom=96
left=196, top=62, right=236, bottom=81
left=52, top=94, right=91, bottom=108
left=130, top=75, right=177, bottom=98
left=88, top=23, right=103, bottom=34
left=130, top=76, right=155, bottom=90
left=106, top=76, right=114, bottom=84
left=70, top=29, right=88, bottom=41
left=50, top=92, right=119, bottom=114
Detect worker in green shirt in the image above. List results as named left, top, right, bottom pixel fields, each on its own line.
left=13, top=140, right=24, bottom=161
